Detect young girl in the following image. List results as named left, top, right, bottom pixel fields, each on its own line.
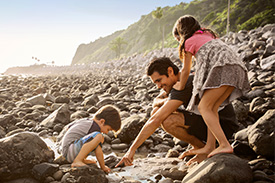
left=173, top=15, right=250, bottom=160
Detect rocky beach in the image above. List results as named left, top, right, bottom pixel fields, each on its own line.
left=1, top=24, right=275, bottom=183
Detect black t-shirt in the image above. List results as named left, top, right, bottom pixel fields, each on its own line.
left=168, top=75, right=239, bottom=141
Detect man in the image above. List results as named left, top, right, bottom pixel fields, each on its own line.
left=116, top=57, right=239, bottom=167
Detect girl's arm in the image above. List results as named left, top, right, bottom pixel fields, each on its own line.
left=179, top=51, right=192, bottom=90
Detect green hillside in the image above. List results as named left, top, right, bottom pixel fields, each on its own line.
left=71, top=0, right=275, bottom=65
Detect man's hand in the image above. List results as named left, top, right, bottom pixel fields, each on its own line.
left=115, top=150, right=134, bottom=167
left=153, top=91, right=168, bottom=108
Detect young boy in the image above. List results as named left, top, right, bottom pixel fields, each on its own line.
left=61, top=105, right=121, bottom=173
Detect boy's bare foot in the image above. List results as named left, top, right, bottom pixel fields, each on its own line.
left=185, top=154, right=208, bottom=166
left=207, top=145, right=233, bottom=158
left=83, top=158, right=97, bottom=164
left=71, top=161, right=87, bottom=167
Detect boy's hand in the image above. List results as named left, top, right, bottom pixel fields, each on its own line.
left=102, top=165, right=111, bottom=173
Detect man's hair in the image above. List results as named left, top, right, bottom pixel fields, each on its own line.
left=94, top=105, right=121, bottom=131
left=147, top=57, right=179, bottom=77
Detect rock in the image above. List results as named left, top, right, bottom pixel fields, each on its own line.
left=55, top=96, right=70, bottom=104
left=32, top=162, right=59, bottom=181
left=52, top=170, right=63, bottom=181
left=82, top=95, right=99, bottom=106
left=65, top=164, right=108, bottom=183
left=43, top=93, right=55, bottom=103
left=247, top=109, right=275, bottom=159
left=181, top=154, right=253, bottom=183
left=232, top=100, right=249, bottom=122
left=0, top=132, right=54, bottom=181
left=234, top=128, right=248, bottom=141
left=111, top=143, right=128, bottom=150
left=40, top=104, right=70, bottom=128
left=96, top=97, right=114, bottom=108
left=260, top=54, right=275, bottom=69
left=118, top=115, right=145, bottom=143
left=104, top=155, right=121, bottom=168
left=161, top=167, right=187, bottom=180
left=2, top=178, right=40, bottom=183
left=166, top=149, right=180, bottom=158
left=70, top=110, right=89, bottom=120
left=232, top=140, right=257, bottom=160
left=159, top=178, right=174, bottom=183
left=26, top=94, right=46, bottom=106
left=0, top=126, right=6, bottom=138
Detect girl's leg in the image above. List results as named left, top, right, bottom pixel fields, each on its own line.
left=183, top=85, right=234, bottom=156
left=199, top=85, right=235, bottom=157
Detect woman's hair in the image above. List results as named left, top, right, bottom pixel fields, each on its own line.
left=173, top=15, right=217, bottom=60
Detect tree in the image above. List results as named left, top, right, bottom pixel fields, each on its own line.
left=109, top=37, right=127, bottom=58
left=152, top=7, right=164, bottom=52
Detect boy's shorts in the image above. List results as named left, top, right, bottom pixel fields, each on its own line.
left=66, top=131, right=102, bottom=163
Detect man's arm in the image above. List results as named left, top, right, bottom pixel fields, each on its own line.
left=115, top=99, right=183, bottom=167
left=152, top=91, right=168, bottom=108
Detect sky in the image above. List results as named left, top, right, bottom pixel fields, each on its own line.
left=0, top=0, right=192, bottom=73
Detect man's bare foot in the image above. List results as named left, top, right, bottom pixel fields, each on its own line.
left=185, top=154, right=208, bottom=166
left=207, top=145, right=233, bottom=158
left=83, top=158, right=97, bottom=164
left=179, top=146, right=213, bottom=159
left=71, top=160, right=87, bottom=167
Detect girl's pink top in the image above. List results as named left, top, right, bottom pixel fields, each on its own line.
left=185, top=30, right=215, bottom=55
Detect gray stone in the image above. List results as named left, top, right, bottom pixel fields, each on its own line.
left=67, top=164, right=108, bottom=183
left=26, top=94, right=46, bottom=106
left=82, top=95, right=99, bottom=106
left=161, top=167, right=187, bottom=180
left=111, top=143, right=128, bottom=150
left=0, top=132, right=54, bottom=181
left=96, top=97, right=114, bottom=108
left=55, top=96, right=70, bottom=104
left=232, top=100, right=249, bottom=122
left=118, top=115, right=145, bottom=143
left=70, top=110, right=89, bottom=120
left=260, top=54, right=275, bottom=70
left=181, top=154, right=253, bottom=183
left=247, top=109, right=275, bottom=159
left=40, top=104, right=70, bottom=128
left=32, top=162, right=59, bottom=181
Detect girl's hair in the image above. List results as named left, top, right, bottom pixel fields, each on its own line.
left=173, top=15, right=218, bottom=60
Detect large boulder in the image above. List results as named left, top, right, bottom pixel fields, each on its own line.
left=40, top=104, right=70, bottom=128
left=60, top=164, right=108, bottom=183
left=182, top=154, right=253, bottom=183
left=117, top=115, right=145, bottom=143
left=0, top=132, right=54, bottom=181
left=247, top=109, right=275, bottom=159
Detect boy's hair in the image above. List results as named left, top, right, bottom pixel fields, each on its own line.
left=147, top=57, right=179, bottom=77
left=94, top=105, right=121, bottom=131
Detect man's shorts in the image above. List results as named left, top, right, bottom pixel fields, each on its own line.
left=179, top=104, right=239, bottom=142
left=66, top=131, right=101, bottom=163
